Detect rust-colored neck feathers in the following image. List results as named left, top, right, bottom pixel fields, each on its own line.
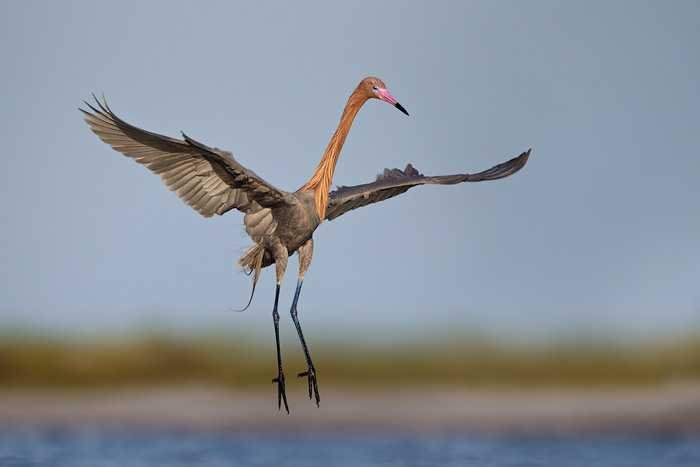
left=299, top=85, right=370, bottom=221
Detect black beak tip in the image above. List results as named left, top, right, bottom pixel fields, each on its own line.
left=395, top=102, right=409, bottom=116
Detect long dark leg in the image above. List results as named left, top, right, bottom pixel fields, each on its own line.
left=290, top=278, right=320, bottom=407
left=271, top=284, right=288, bottom=413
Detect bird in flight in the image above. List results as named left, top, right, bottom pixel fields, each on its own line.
left=82, top=77, right=530, bottom=413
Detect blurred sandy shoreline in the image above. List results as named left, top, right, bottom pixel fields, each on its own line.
left=1, top=383, right=699, bottom=434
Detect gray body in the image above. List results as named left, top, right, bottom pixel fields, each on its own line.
left=259, top=191, right=319, bottom=281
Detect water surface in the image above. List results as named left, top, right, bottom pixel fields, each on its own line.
left=1, top=429, right=699, bottom=466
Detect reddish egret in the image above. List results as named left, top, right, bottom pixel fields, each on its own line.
left=82, top=77, right=530, bottom=413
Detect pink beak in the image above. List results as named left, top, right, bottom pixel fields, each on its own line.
left=376, top=88, right=409, bottom=116
left=376, top=88, right=398, bottom=105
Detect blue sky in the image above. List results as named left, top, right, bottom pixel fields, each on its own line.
left=1, top=1, right=699, bottom=343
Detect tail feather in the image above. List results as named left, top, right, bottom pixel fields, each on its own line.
left=235, top=243, right=266, bottom=311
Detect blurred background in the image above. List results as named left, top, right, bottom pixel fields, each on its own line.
left=1, top=0, right=699, bottom=435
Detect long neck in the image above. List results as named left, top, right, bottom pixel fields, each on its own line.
left=299, top=87, right=369, bottom=221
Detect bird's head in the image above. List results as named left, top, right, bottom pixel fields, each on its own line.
left=360, top=77, right=409, bottom=116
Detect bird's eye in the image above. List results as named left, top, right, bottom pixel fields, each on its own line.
left=371, top=85, right=378, bottom=91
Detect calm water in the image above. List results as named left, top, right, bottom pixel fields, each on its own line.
left=1, top=429, right=698, bottom=467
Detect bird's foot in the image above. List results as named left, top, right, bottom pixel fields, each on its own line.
left=298, top=364, right=320, bottom=407
left=272, top=370, right=289, bottom=414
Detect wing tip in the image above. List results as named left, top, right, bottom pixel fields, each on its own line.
left=516, top=148, right=532, bottom=171
left=500, top=148, right=531, bottom=178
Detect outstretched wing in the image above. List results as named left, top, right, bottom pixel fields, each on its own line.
left=324, top=149, right=530, bottom=221
left=81, top=95, right=288, bottom=218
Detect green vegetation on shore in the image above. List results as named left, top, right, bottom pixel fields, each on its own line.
left=0, top=331, right=698, bottom=388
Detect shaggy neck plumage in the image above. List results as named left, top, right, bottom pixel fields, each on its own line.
left=299, top=87, right=369, bottom=221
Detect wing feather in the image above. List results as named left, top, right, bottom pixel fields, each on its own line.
left=325, top=149, right=530, bottom=221
left=81, top=95, right=289, bottom=218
